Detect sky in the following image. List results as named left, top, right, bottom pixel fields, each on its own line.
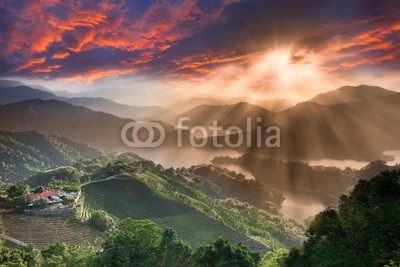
left=0, top=0, right=400, bottom=104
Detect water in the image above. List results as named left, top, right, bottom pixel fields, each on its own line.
left=306, top=159, right=369, bottom=169
left=383, top=150, right=400, bottom=166
left=280, top=193, right=325, bottom=223
left=306, top=150, right=400, bottom=169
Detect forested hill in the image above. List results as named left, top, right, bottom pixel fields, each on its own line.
left=281, top=170, right=400, bottom=267
left=0, top=130, right=102, bottom=182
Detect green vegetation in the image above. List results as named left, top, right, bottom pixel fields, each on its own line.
left=282, top=170, right=400, bottom=267
left=93, top=217, right=261, bottom=267
left=83, top=178, right=267, bottom=252
left=88, top=210, right=115, bottom=232
left=213, top=154, right=400, bottom=204
left=3, top=182, right=29, bottom=212
left=0, top=130, right=101, bottom=182
left=194, top=236, right=260, bottom=267
left=0, top=215, right=261, bottom=266
left=25, top=154, right=303, bottom=250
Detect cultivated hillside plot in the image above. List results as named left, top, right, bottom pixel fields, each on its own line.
left=2, top=213, right=95, bottom=249
left=82, top=177, right=267, bottom=253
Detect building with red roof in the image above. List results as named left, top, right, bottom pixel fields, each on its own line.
left=27, top=190, right=58, bottom=201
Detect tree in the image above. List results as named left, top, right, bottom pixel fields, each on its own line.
left=284, top=170, right=400, bottom=267
left=7, top=182, right=29, bottom=199
left=194, top=237, right=260, bottom=267
left=262, top=249, right=288, bottom=267
left=94, top=218, right=162, bottom=266
left=157, top=228, right=193, bottom=266
left=41, top=242, right=94, bottom=266
left=33, top=198, right=48, bottom=209
left=10, top=195, right=28, bottom=212
left=88, top=210, right=115, bottom=232
left=33, top=186, right=44, bottom=194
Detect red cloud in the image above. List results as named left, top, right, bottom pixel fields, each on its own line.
left=296, top=14, right=400, bottom=73
left=0, top=0, right=233, bottom=79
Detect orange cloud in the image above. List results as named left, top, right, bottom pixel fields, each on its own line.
left=1, top=0, right=233, bottom=80
left=14, top=57, right=46, bottom=72
left=52, top=52, right=70, bottom=59
left=298, top=14, right=400, bottom=73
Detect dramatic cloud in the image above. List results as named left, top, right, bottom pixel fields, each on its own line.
left=0, top=0, right=233, bottom=79
left=0, top=0, right=400, bottom=98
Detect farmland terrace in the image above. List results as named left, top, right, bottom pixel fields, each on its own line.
left=2, top=213, right=95, bottom=249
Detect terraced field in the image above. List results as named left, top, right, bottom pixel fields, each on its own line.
left=2, top=213, right=94, bottom=249
left=82, top=177, right=267, bottom=253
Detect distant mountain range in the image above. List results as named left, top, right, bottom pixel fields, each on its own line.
left=0, top=130, right=101, bottom=181
left=0, top=80, right=171, bottom=121
left=62, top=97, right=172, bottom=121
left=0, top=99, right=132, bottom=144
left=0, top=85, right=57, bottom=105
left=0, top=80, right=399, bottom=161
left=308, top=85, right=397, bottom=105
left=173, top=87, right=400, bottom=160
left=168, top=96, right=296, bottom=113
left=172, top=102, right=272, bottom=130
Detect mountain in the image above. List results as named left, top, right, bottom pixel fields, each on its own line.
left=198, top=92, right=400, bottom=161
left=0, top=130, right=102, bottom=181
left=309, top=85, right=397, bottom=105
left=167, top=97, right=230, bottom=114
left=174, top=102, right=272, bottom=130
left=254, top=98, right=296, bottom=111
left=62, top=97, right=171, bottom=121
left=0, top=82, right=172, bottom=121
left=272, top=93, right=400, bottom=160
left=0, top=79, right=25, bottom=87
left=168, top=97, right=295, bottom=114
left=0, top=99, right=133, bottom=145
left=0, top=85, right=58, bottom=105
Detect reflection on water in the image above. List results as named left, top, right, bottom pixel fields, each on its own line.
left=306, top=150, right=400, bottom=169
left=306, top=159, right=369, bottom=169
left=383, top=150, right=400, bottom=166
left=280, top=193, right=325, bottom=223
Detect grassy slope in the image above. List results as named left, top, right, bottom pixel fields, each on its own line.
left=82, top=177, right=268, bottom=253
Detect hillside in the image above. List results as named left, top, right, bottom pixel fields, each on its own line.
left=0, top=81, right=171, bottom=121
left=272, top=95, right=400, bottom=160
left=309, top=85, right=397, bottom=105
left=63, top=97, right=171, bottom=121
left=0, top=86, right=57, bottom=105
left=82, top=177, right=267, bottom=253
left=202, top=92, right=400, bottom=161
left=174, top=102, right=272, bottom=129
left=0, top=130, right=101, bottom=181
left=2, top=213, right=96, bottom=249
left=27, top=156, right=304, bottom=250
left=0, top=99, right=132, bottom=144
